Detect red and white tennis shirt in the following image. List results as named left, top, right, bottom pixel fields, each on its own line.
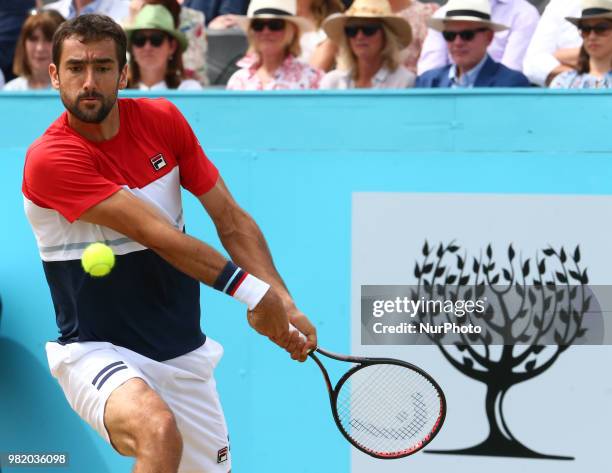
left=23, top=98, right=219, bottom=361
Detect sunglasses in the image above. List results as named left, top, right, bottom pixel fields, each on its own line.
left=442, top=28, right=488, bottom=42
left=251, top=19, right=286, bottom=32
left=344, top=24, right=382, bottom=38
left=578, top=22, right=612, bottom=37
left=131, top=31, right=167, bottom=48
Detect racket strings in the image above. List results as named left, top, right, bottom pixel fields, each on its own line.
left=338, top=364, right=422, bottom=434
left=335, top=364, right=442, bottom=456
left=338, top=374, right=437, bottom=452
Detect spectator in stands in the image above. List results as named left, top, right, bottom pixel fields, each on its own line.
left=320, top=0, right=414, bottom=88
left=550, top=0, right=612, bottom=88
left=389, top=0, right=439, bottom=74
left=226, top=0, right=323, bottom=90
left=0, top=0, right=36, bottom=83
left=523, top=0, right=581, bottom=86
left=127, top=0, right=208, bottom=85
left=415, top=0, right=530, bottom=87
left=418, top=0, right=539, bottom=75
left=3, top=10, right=65, bottom=91
left=297, top=0, right=345, bottom=71
left=44, top=0, right=131, bottom=22
left=184, top=0, right=248, bottom=27
left=126, top=4, right=203, bottom=89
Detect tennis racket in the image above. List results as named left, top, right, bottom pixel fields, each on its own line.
left=292, top=324, right=446, bottom=459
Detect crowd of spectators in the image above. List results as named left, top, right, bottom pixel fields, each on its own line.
left=1, top=0, right=611, bottom=91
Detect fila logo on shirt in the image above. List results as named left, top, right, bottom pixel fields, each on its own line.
left=150, top=153, right=167, bottom=171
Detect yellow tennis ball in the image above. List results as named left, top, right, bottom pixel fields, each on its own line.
left=81, top=242, right=115, bottom=277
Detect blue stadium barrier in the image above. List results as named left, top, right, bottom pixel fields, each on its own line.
left=1, top=89, right=611, bottom=473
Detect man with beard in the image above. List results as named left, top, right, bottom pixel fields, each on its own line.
left=22, top=13, right=316, bottom=473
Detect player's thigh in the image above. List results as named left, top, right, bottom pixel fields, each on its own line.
left=104, top=378, right=181, bottom=456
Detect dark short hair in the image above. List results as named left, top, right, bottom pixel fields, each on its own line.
left=13, top=10, right=65, bottom=78
left=52, top=14, right=127, bottom=70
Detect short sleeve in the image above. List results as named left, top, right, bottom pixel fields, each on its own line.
left=23, top=140, right=121, bottom=222
left=226, top=69, right=246, bottom=90
left=549, top=70, right=572, bottom=89
left=165, top=101, right=219, bottom=196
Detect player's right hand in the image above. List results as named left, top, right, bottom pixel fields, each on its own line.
left=247, top=288, right=307, bottom=360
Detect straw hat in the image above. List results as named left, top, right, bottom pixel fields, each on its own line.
left=427, top=0, right=508, bottom=33
left=322, top=0, right=412, bottom=48
left=566, top=0, right=612, bottom=26
left=236, top=0, right=314, bottom=33
left=125, top=5, right=188, bottom=52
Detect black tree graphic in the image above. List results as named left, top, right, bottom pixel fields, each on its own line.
left=412, top=241, right=591, bottom=460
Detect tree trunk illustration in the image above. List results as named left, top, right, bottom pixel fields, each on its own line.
left=410, top=242, right=591, bottom=460
left=428, top=381, right=572, bottom=460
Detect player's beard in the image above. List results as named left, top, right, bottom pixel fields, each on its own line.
left=60, top=88, right=117, bottom=124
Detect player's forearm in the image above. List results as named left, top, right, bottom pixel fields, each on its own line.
left=147, top=225, right=227, bottom=286
left=147, top=221, right=284, bottom=313
left=81, top=190, right=230, bottom=287
left=217, top=209, right=294, bottom=305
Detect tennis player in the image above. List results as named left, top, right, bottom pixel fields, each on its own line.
left=22, top=13, right=317, bottom=473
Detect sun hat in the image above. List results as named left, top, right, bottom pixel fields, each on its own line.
left=566, top=0, right=612, bottom=26
left=236, top=0, right=314, bottom=33
left=427, top=0, right=508, bottom=33
left=125, top=4, right=188, bottom=52
left=322, top=0, right=412, bottom=48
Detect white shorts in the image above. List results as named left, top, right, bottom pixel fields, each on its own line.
left=46, top=338, right=231, bottom=473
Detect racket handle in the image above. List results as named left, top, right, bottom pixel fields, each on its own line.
left=289, top=324, right=319, bottom=355
left=288, top=323, right=308, bottom=343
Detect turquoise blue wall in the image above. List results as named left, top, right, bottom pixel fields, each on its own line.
left=1, top=89, right=611, bottom=473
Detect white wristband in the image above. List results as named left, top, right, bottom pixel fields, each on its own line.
left=233, top=274, right=271, bottom=310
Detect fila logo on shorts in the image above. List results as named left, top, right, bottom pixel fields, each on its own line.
left=150, top=153, right=167, bottom=171
left=217, top=446, right=228, bottom=463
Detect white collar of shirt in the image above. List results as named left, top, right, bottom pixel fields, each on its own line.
left=372, top=67, right=393, bottom=86
left=343, top=66, right=393, bottom=87
left=138, top=81, right=167, bottom=91
left=449, top=54, right=489, bottom=88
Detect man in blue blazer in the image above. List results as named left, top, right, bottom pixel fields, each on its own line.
left=416, top=0, right=531, bottom=87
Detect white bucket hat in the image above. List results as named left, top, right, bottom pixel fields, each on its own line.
left=566, top=0, right=612, bottom=26
left=427, top=0, right=509, bottom=33
left=236, top=0, right=314, bottom=33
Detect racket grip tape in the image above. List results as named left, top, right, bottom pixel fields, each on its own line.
left=289, top=324, right=318, bottom=355
left=288, top=323, right=308, bottom=342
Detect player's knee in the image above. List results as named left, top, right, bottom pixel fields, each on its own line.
left=139, top=410, right=183, bottom=456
